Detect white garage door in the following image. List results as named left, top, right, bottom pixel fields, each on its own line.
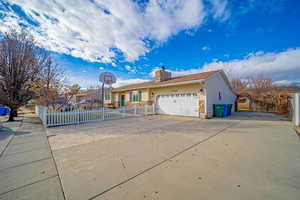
left=156, top=93, right=199, bottom=117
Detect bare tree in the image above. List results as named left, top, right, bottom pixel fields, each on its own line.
left=248, top=74, right=273, bottom=92
left=62, top=84, right=81, bottom=107
left=0, top=29, right=51, bottom=121
left=230, top=78, right=248, bottom=92
left=33, top=60, right=63, bottom=107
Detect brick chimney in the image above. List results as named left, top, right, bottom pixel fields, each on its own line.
left=155, top=67, right=171, bottom=82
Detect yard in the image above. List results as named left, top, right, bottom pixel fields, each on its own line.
left=46, top=112, right=300, bottom=200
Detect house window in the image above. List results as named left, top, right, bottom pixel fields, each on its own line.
left=218, top=92, right=222, bottom=100
left=130, top=91, right=141, bottom=102
left=104, top=91, right=111, bottom=100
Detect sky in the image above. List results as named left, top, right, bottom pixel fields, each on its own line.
left=0, top=0, right=300, bottom=88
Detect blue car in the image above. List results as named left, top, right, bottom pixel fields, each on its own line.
left=0, top=107, right=10, bottom=116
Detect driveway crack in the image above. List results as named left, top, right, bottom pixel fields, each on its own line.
left=120, top=158, right=126, bottom=169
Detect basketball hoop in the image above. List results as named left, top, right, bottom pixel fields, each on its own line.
left=99, top=72, right=116, bottom=109
left=99, top=72, right=116, bottom=86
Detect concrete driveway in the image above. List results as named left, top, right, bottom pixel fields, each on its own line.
left=47, top=112, right=300, bottom=200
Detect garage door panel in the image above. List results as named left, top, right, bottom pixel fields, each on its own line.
left=156, top=93, right=199, bottom=117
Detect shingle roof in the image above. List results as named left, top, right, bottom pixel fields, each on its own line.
left=113, top=70, right=220, bottom=91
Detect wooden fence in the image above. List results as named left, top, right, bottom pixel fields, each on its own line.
left=36, top=105, right=155, bottom=127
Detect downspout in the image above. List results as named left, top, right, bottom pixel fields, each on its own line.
left=204, top=87, right=207, bottom=116
left=200, top=80, right=208, bottom=118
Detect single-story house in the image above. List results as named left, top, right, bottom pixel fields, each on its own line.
left=105, top=69, right=236, bottom=118
left=74, top=88, right=107, bottom=106
left=76, top=89, right=101, bottom=103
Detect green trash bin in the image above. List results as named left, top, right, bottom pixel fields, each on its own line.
left=213, top=104, right=224, bottom=118
left=213, top=104, right=216, bottom=116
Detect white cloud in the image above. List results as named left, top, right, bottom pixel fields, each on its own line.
left=202, top=46, right=210, bottom=51
left=207, top=0, right=231, bottom=21
left=113, top=78, right=150, bottom=88
left=0, top=0, right=229, bottom=63
left=66, top=73, right=149, bottom=88
left=211, top=58, right=218, bottom=62
left=99, top=66, right=104, bottom=70
left=201, top=48, right=300, bottom=83
left=125, top=65, right=132, bottom=71
left=66, top=75, right=99, bottom=88
left=150, top=47, right=300, bottom=85
left=124, top=64, right=137, bottom=73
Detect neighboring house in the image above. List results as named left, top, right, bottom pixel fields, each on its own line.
left=105, top=69, right=236, bottom=118
left=75, top=89, right=102, bottom=105
left=56, top=95, right=67, bottom=105
left=75, top=88, right=112, bottom=107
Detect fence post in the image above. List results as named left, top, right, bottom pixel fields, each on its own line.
left=144, top=105, right=148, bottom=115
left=294, top=93, right=300, bottom=126
left=77, top=109, right=80, bottom=124
left=152, top=103, right=155, bottom=114
left=35, top=105, right=39, bottom=115
left=122, top=107, right=125, bottom=118
left=102, top=107, right=105, bottom=120
left=43, top=107, right=47, bottom=127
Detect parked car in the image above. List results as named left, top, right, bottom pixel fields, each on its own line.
left=0, top=107, right=10, bottom=116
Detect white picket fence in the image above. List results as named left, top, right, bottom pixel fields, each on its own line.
left=292, top=93, right=300, bottom=126
left=36, top=105, right=155, bottom=127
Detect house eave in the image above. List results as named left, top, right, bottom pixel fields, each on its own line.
left=112, top=79, right=205, bottom=93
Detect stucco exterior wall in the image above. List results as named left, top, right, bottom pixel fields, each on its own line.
left=204, top=72, right=236, bottom=117
left=111, top=83, right=203, bottom=108
left=110, top=89, right=150, bottom=107
left=141, top=89, right=150, bottom=101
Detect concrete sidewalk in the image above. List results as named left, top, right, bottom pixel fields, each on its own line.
left=0, top=116, right=65, bottom=200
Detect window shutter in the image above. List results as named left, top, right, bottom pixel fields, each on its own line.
left=130, top=92, right=132, bottom=102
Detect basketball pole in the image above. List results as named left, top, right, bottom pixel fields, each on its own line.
left=99, top=72, right=116, bottom=117
left=102, top=81, right=104, bottom=108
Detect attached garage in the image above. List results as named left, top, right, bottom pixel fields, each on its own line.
left=156, top=93, right=199, bottom=117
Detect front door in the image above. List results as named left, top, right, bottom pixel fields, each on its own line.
left=120, top=95, right=125, bottom=107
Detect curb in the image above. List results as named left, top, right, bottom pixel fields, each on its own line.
left=294, top=126, right=300, bottom=138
